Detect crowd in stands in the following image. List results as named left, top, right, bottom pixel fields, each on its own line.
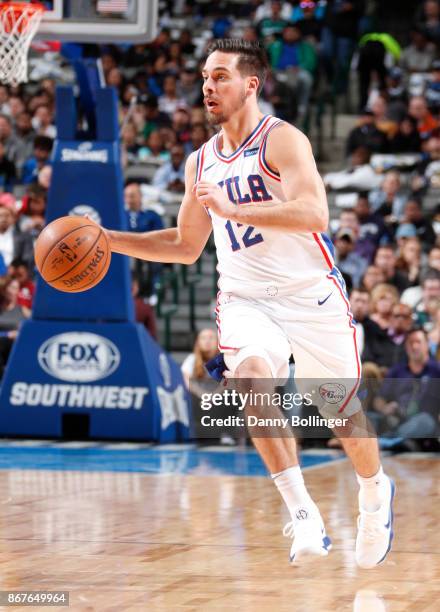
left=0, top=0, right=437, bottom=445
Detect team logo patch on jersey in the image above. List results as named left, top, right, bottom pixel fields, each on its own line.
left=319, top=383, right=346, bottom=404
left=244, top=147, right=259, bottom=157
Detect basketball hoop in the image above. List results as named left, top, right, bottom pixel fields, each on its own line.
left=0, top=2, right=45, bottom=85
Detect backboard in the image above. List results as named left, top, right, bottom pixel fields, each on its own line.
left=33, top=0, right=158, bottom=43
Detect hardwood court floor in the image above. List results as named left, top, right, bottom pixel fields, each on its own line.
left=0, top=454, right=438, bottom=611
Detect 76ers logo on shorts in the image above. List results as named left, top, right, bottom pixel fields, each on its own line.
left=319, top=383, right=346, bottom=404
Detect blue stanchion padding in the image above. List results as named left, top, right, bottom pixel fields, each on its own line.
left=0, top=320, right=190, bottom=442
left=0, top=83, right=191, bottom=442
left=32, top=86, right=133, bottom=322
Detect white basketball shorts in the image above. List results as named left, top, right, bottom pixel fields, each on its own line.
left=215, top=268, right=362, bottom=418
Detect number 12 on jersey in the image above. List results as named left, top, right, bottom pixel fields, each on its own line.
left=225, top=221, right=264, bottom=251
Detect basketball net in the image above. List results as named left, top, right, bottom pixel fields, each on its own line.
left=0, top=2, right=44, bottom=85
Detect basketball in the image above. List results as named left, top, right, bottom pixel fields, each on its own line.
left=34, top=216, right=111, bottom=293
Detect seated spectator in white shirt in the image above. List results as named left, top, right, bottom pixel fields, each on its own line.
left=32, top=105, right=56, bottom=139
left=324, top=146, right=382, bottom=192
left=158, top=75, right=186, bottom=117
left=0, top=194, right=33, bottom=272
left=369, top=170, right=408, bottom=220
left=152, top=143, right=186, bottom=193
left=400, top=27, right=436, bottom=74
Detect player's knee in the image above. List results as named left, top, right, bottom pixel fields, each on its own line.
left=235, top=356, right=272, bottom=379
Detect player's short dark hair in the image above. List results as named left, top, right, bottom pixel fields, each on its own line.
left=206, top=39, right=269, bottom=95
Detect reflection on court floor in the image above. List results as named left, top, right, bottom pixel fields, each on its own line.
left=0, top=449, right=437, bottom=610
left=0, top=441, right=342, bottom=475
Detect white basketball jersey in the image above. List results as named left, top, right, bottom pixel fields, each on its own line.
left=196, top=115, right=335, bottom=297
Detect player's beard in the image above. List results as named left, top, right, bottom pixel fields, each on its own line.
left=206, top=88, right=247, bottom=126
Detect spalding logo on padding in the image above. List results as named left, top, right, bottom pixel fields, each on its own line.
left=38, top=332, right=121, bottom=383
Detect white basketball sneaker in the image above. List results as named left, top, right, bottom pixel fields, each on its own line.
left=356, top=477, right=395, bottom=569
left=283, top=506, right=332, bottom=565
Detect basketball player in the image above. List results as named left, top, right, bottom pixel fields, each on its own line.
left=100, top=40, right=395, bottom=568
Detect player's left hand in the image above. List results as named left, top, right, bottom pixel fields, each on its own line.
left=194, top=182, right=236, bottom=219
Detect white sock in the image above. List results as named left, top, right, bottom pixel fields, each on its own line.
left=271, top=465, right=318, bottom=521
left=357, top=465, right=387, bottom=512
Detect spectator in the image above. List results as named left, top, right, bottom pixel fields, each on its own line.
left=152, top=143, right=186, bottom=193
left=354, top=193, right=390, bottom=261
left=428, top=304, right=440, bottom=358
left=13, top=111, right=35, bottom=172
left=7, top=258, right=35, bottom=309
left=0, top=275, right=30, bottom=332
left=361, top=264, right=386, bottom=292
left=0, top=195, right=33, bottom=270
left=374, top=245, right=410, bottom=292
left=38, top=165, right=52, bottom=190
left=395, top=237, right=423, bottom=287
left=32, top=105, right=56, bottom=139
left=107, top=67, right=124, bottom=93
left=349, top=287, right=370, bottom=354
left=394, top=222, right=418, bottom=250
left=428, top=246, right=440, bottom=271
left=425, top=59, right=440, bottom=115
left=388, top=115, right=421, bottom=153
left=334, top=227, right=368, bottom=288
left=158, top=75, right=186, bottom=117
left=261, top=69, right=297, bottom=122
left=18, top=184, right=47, bottom=240
left=21, top=135, right=53, bottom=185
left=125, top=182, right=164, bottom=299
left=402, top=199, right=436, bottom=250
left=178, top=64, right=202, bottom=107
left=408, top=96, right=439, bottom=140
left=179, top=29, right=196, bottom=56
left=181, top=327, right=218, bottom=392
left=321, top=0, right=364, bottom=95
left=294, top=1, right=324, bottom=44
left=346, top=108, right=388, bottom=156
left=121, top=122, right=141, bottom=165
left=256, top=0, right=289, bottom=40
left=0, top=85, right=9, bottom=115
left=324, top=146, right=382, bottom=192
left=369, top=95, right=398, bottom=139
left=416, top=0, right=440, bottom=43
left=0, top=114, right=18, bottom=161
left=361, top=283, right=409, bottom=369
left=0, top=275, right=30, bottom=377
left=255, top=0, right=293, bottom=22
left=171, top=107, right=191, bottom=145
left=412, top=269, right=440, bottom=328
left=186, top=123, right=209, bottom=155
left=0, top=140, right=16, bottom=192
left=337, top=207, right=377, bottom=262
left=139, top=95, right=171, bottom=141
left=361, top=287, right=402, bottom=369
left=268, top=24, right=317, bottom=119
left=400, top=27, right=436, bottom=74
left=369, top=171, right=408, bottom=221
left=125, top=183, right=164, bottom=233
left=167, top=41, right=185, bottom=74
left=382, top=67, right=408, bottom=122
left=388, top=302, right=414, bottom=351
left=139, top=130, right=170, bottom=162
left=369, top=283, right=400, bottom=331
left=372, top=328, right=440, bottom=441
left=132, top=274, right=157, bottom=340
